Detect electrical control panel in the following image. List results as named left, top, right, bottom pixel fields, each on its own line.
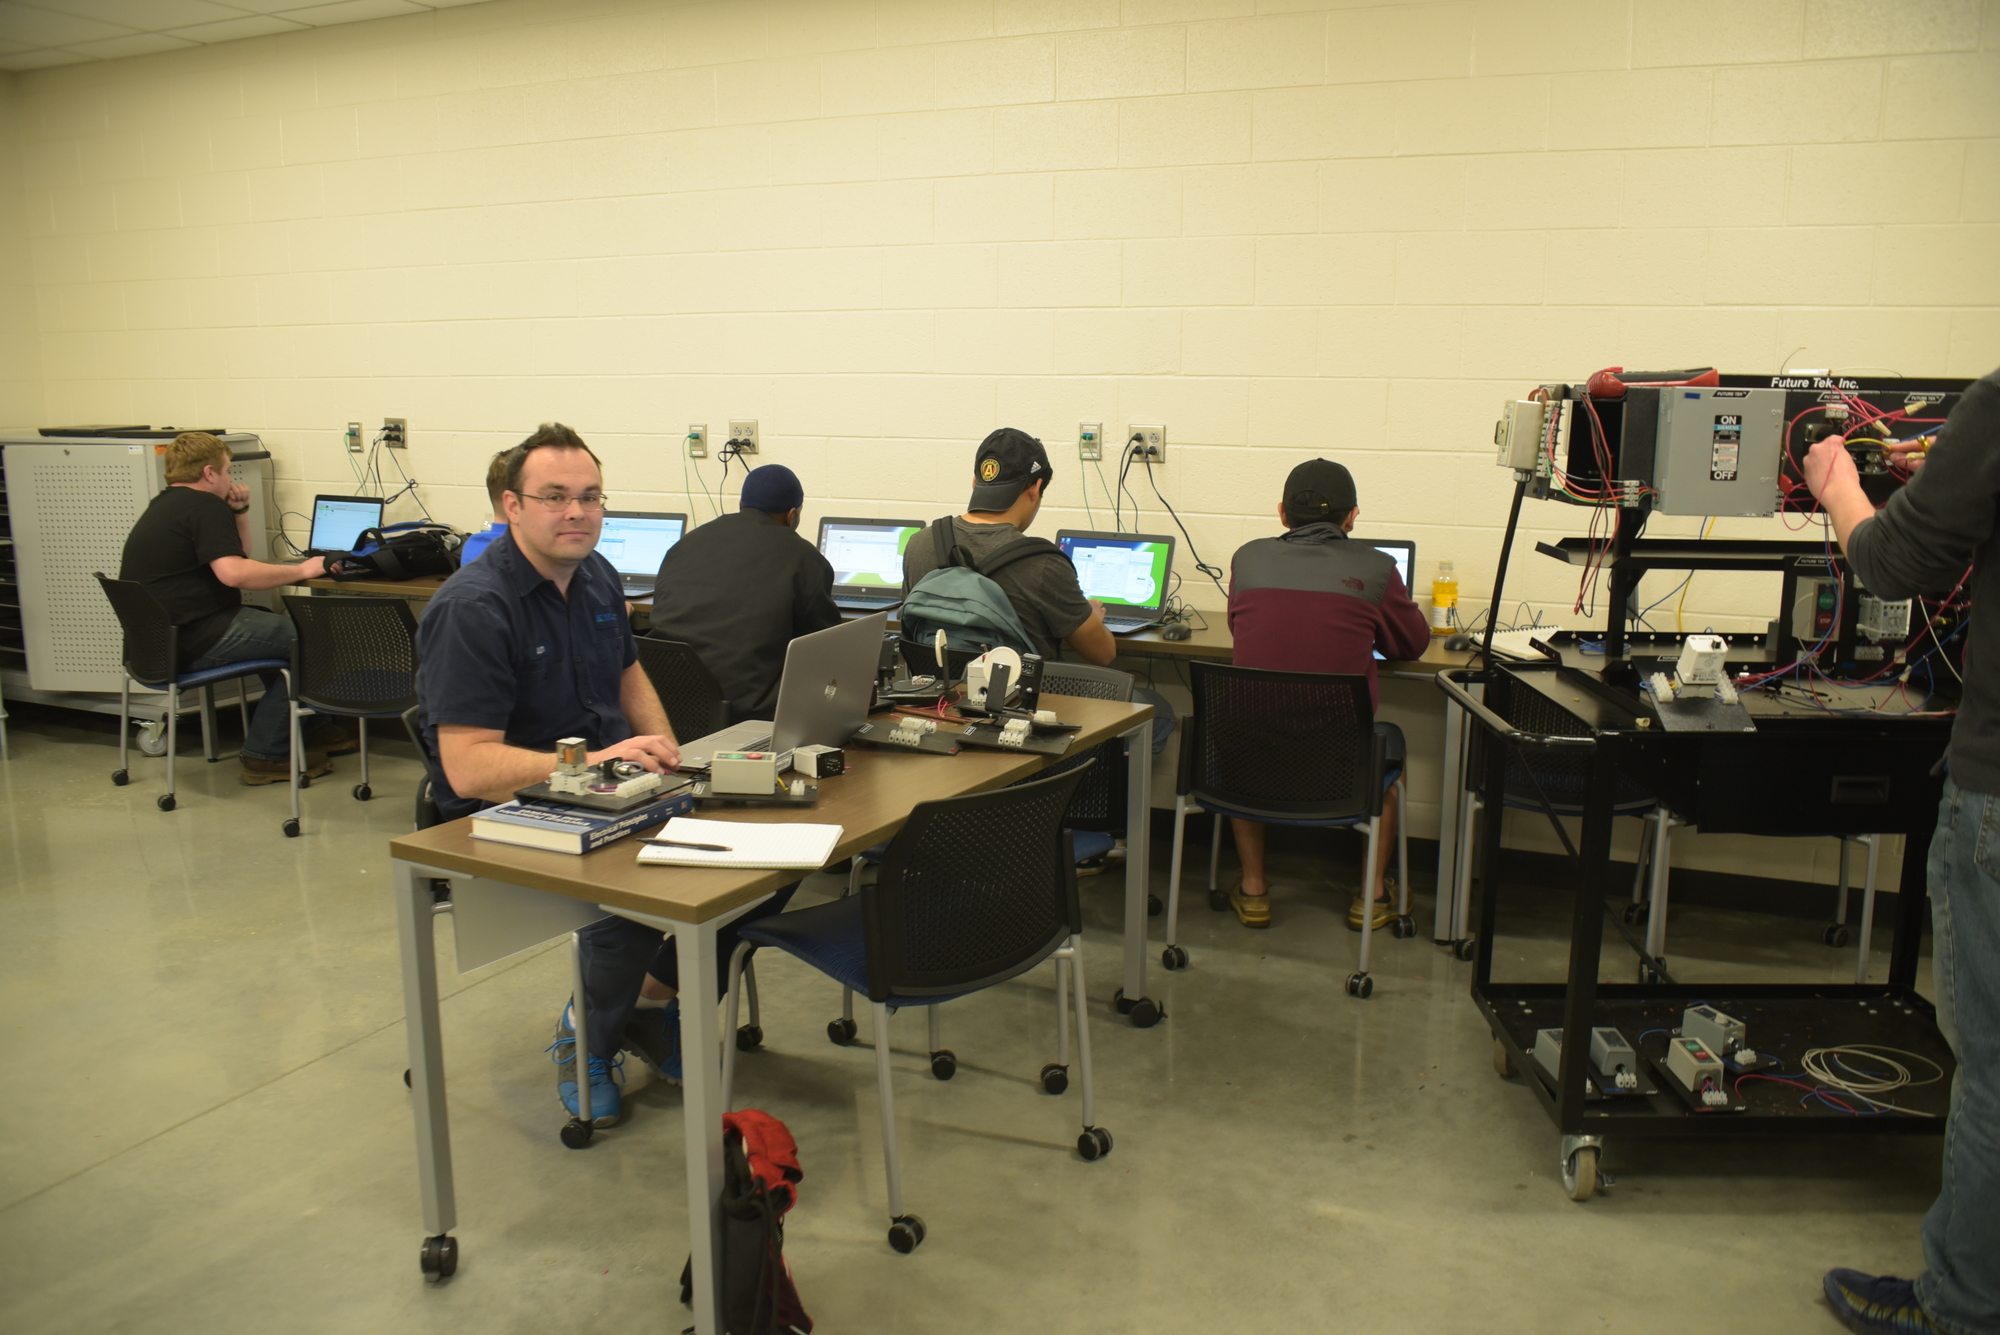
left=1772, top=555, right=1913, bottom=676
left=1681, top=1006, right=1751, bottom=1063
left=1590, top=1027, right=1639, bottom=1091
left=1665, top=1036, right=1727, bottom=1106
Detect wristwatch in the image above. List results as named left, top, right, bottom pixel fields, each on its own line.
left=229, top=503, right=251, bottom=514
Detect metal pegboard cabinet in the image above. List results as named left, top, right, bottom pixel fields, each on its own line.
left=1, top=433, right=272, bottom=695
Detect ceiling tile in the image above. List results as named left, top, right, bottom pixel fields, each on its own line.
left=275, top=0, right=428, bottom=26
left=162, top=14, right=307, bottom=43
left=20, top=0, right=242, bottom=27
left=65, top=31, right=200, bottom=58
left=0, top=45, right=80, bottom=68
left=0, top=3, right=136, bottom=46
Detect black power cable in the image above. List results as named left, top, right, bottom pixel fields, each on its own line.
left=1138, top=451, right=1225, bottom=597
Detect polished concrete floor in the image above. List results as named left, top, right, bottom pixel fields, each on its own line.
left=0, top=702, right=1943, bottom=1334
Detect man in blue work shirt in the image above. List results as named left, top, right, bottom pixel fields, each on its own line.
left=415, top=423, right=711, bottom=1129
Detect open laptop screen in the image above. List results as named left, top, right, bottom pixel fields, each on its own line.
left=1055, top=531, right=1174, bottom=615
left=309, top=495, right=383, bottom=553
left=1369, top=538, right=1419, bottom=660
left=598, top=511, right=686, bottom=582
left=818, top=518, right=923, bottom=594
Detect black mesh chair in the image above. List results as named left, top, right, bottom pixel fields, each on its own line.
left=1163, top=661, right=1412, bottom=998
left=634, top=637, right=730, bottom=740
left=95, top=573, right=293, bottom=814
left=718, top=763, right=1110, bottom=1253
left=281, top=595, right=420, bottom=838
left=1039, top=661, right=1134, bottom=880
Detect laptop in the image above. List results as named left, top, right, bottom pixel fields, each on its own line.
left=1369, top=539, right=1418, bottom=660
left=306, top=494, right=385, bottom=555
left=818, top=517, right=924, bottom=611
left=677, top=610, right=892, bottom=770
left=1055, top=530, right=1176, bottom=633
left=597, top=510, right=687, bottom=598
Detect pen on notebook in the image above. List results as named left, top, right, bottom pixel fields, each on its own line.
left=643, top=838, right=734, bottom=852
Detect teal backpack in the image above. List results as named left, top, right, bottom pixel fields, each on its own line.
left=899, top=517, right=1060, bottom=658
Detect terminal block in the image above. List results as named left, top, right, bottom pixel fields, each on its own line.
left=1666, top=1036, right=1728, bottom=1107
left=1590, top=1027, right=1639, bottom=1091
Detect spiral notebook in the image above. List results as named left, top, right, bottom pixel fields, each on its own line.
left=635, top=817, right=843, bottom=870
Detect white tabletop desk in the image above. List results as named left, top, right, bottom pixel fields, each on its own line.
left=391, top=694, right=1155, bottom=1333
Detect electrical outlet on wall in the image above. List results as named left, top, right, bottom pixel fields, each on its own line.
left=345, top=422, right=363, bottom=453
left=727, top=420, right=759, bottom=454
left=383, top=417, right=407, bottom=449
left=1127, top=425, right=1165, bottom=461
left=687, top=424, right=707, bottom=458
left=1078, top=422, right=1102, bottom=462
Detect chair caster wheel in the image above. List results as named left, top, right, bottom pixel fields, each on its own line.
left=112, top=769, right=130, bottom=787
left=1621, top=902, right=1642, bottom=925
left=299, top=773, right=312, bottom=790
left=1113, top=989, right=1161, bottom=1028
left=1391, top=915, right=1417, bottom=940
left=1077, top=1126, right=1113, bottom=1160
left=1563, top=1146, right=1600, bottom=1202
left=419, top=1233, right=458, bottom=1281
left=1638, top=961, right=1666, bottom=984
left=157, top=794, right=176, bottom=812
left=353, top=783, right=372, bottom=801
left=735, top=1024, right=764, bottom=1052
left=560, top=1117, right=594, bottom=1149
left=1345, top=972, right=1373, bottom=999
left=1207, top=888, right=1229, bottom=912
left=1147, top=893, right=1162, bottom=917
left=1040, top=1062, right=1068, bottom=1095
left=282, top=818, right=300, bottom=838
left=888, top=1214, right=926, bottom=1253
left=1823, top=923, right=1850, bottom=948
left=827, top=1017, right=858, bottom=1046
left=930, top=1049, right=956, bottom=1081
left=1452, top=937, right=1477, bottom=962
left=1161, top=944, right=1188, bottom=971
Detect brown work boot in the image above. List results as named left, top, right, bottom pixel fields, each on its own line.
left=304, top=717, right=361, bottom=756
left=240, top=749, right=333, bottom=786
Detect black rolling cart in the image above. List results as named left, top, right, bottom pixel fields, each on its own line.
left=1440, top=659, right=1953, bottom=1199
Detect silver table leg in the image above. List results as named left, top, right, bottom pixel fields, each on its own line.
left=394, top=859, right=457, bottom=1278
left=1436, top=684, right=1470, bottom=943
left=1116, top=718, right=1159, bottom=1028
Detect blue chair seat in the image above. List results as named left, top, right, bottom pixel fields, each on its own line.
left=737, top=896, right=975, bottom=1009
left=132, top=657, right=290, bottom=693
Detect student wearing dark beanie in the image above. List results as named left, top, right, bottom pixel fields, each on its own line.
left=647, top=463, right=841, bottom=721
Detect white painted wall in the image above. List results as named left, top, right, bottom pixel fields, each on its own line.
left=6, top=0, right=1998, bottom=869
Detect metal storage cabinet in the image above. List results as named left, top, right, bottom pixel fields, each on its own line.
left=0, top=431, right=273, bottom=709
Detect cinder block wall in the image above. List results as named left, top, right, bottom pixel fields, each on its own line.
left=3, top=0, right=1996, bottom=862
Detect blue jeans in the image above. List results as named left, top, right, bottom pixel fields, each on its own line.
left=576, top=883, right=800, bottom=1062
left=1132, top=684, right=1176, bottom=760
left=1916, top=777, right=2000, bottom=1334
left=188, top=606, right=295, bottom=762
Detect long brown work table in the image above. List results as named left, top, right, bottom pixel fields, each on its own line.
left=391, top=692, right=1155, bottom=1332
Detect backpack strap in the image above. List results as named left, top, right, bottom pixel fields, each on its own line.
left=972, top=535, right=1065, bottom=580
left=928, top=515, right=960, bottom=570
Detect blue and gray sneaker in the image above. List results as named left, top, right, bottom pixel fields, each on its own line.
left=1823, top=1270, right=1936, bottom=1334
left=547, top=1002, right=623, bottom=1126
left=620, top=999, right=683, bottom=1086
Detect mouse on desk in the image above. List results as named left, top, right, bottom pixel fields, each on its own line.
left=1443, top=633, right=1475, bottom=652
left=1162, top=622, right=1193, bottom=641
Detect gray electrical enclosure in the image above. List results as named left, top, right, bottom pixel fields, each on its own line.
left=1651, top=387, right=1785, bottom=516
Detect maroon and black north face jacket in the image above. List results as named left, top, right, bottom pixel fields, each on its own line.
left=1227, top=522, right=1431, bottom=706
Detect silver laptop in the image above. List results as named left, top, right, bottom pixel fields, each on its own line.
left=1370, top=539, right=1417, bottom=660
left=599, top=510, right=687, bottom=598
left=677, top=610, right=892, bottom=769
left=1055, top=530, right=1176, bottom=633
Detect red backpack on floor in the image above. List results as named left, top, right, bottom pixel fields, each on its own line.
left=681, top=1109, right=812, bottom=1334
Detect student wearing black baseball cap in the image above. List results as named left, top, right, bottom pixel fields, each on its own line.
left=904, top=428, right=1115, bottom=667
left=1222, top=457, right=1430, bottom=930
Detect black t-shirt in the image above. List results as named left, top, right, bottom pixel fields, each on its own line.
left=119, top=486, right=245, bottom=664
left=648, top=510, right=842, bottom=721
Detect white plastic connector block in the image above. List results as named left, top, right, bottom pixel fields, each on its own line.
left=1675, top=634, right=1729, bottom=686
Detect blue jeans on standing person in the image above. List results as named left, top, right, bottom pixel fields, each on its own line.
left=1914, top=776, right=2000, bottom=1334
left=188, top=606, right=296, bottom=762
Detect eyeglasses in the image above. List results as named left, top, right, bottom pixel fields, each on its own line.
left=515, top=492, right=609, bottom=512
